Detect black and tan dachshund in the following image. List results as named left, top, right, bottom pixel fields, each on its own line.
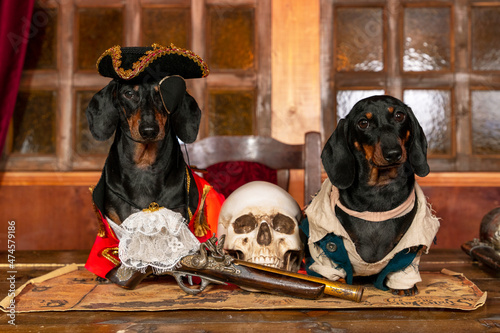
left=316, top=95, right=435, bottom=295
left=86, top=76, right=201, bottom=225
left=85, top=75, right=217, bottom=289
left=83, top=44, right=225, bottom=290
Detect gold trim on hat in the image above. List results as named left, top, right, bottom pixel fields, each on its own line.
left=96, top=43, right=209, bottom=80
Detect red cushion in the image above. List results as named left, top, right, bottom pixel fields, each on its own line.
left=204, top=161, right=278, bottom=198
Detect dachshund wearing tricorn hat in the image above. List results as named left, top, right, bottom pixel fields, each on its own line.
left=84, top=44, right=224, bottom=289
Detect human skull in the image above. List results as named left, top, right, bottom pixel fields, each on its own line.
left=217, top=181, right=304, bottom=272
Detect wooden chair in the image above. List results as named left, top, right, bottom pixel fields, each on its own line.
left=182, top=132, right=322, bottom=206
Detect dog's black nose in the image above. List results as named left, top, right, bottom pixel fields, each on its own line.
left=139, top=123, right=159, bottom=139
left=384, top=148, right=402, bottom=164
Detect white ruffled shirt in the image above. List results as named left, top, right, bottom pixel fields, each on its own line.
left=305, top=179, right=440, bottom=290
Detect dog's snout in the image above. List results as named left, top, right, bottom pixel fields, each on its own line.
left=379, top=132, right=403, bottom=164
left=141, top=110, right=155, bottom=123
left=383, top=147, right=402, bottom=164
left=138, top=109, right=160, bottom=140
left=139, top=123, right=159, bottom=139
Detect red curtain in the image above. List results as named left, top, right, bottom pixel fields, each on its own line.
left=0, top=0, right=35, bottom=156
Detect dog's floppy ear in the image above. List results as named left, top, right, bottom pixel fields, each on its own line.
left=407, top=107, right=430, bottom=177
left=159, top=75, right=201, bottom=143
left=85, top=80, right=119, bottom=141
left=321, top=119, right=356, bottom=189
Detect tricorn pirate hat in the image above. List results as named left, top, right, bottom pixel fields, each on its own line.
left=96, top=43, right=209, bottom=82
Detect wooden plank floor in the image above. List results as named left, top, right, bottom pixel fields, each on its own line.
left=0, top=249, right=498, bottom=332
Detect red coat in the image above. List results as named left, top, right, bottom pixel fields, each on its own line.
left=85, top=172, right=224, bottom=278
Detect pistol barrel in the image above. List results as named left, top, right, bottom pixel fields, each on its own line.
left=235, top=260, right=364, bottom=302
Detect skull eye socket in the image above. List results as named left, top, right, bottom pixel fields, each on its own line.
left=233, top=214, right=258, bottom=234
left=272, top=213, right=295, bottom=234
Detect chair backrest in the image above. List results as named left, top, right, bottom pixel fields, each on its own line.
left=182, top=132, right=322, bottom=206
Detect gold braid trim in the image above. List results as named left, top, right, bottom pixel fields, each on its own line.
left=102, top=247, right=120, bottom=266
left=96, top=43, right=209, bottom=79
left=186, top=166, right=193, bottom=220
left=89, top=186, right=106, bottom=238
left=193, top=184, right=212, bottom=237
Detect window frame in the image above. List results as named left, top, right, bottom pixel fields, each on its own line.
left=1, top=0, right=271, bottom=171
left=320, top=0, right=500, bottom=172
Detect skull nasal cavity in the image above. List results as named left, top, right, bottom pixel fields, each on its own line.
left=257, top=222, right=272, bottom=246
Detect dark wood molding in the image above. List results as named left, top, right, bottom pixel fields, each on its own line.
left=1, top=171, right=500, bottom=187
left=0, top=172, right=101, bottom=186
left=320, top=171, right=500, bottom=187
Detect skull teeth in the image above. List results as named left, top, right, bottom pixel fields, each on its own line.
left=250, top=256, right=282, bottom=268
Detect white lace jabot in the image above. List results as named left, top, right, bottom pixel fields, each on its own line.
left=107, top=206, right=200, bottom=274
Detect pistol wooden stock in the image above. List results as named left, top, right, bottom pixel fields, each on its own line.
left=178, top=260, right=326, bottom=299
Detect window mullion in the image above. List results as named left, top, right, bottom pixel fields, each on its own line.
left=320, top=0, right=335, bottom=140
left=58, top=0, right=75, bottom=171
left=189, top=0, right=208, bottom=138
left=255, top=0, right=271, bottom=137
left=125, top=0, right=141, bottom=46
left=454, top=0, right=471, bottom=171
left=387, top=0, right=401, bottom=99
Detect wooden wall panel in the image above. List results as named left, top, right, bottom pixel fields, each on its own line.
left=0, top=185, right=98, bottom=251
left=0, top=178, right=498, bottom=251
left=271, top=0, right=321, bottom=144
left=421, top=186, right=500, bottom=249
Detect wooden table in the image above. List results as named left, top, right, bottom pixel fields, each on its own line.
left=0, top=249, right=498, bottom=332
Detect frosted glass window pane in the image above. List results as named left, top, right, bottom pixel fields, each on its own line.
left=77, top=8, right=123, bottom=71
left=472, top=7, right=500, bottom=71
left=142, top=8, right=190, bottom=49
left=403, top=7, right=451, bottom=72
left=208, top=7, right=254, bottom=70
left=24, top=5, right=57, bottom=70
left=403, top=90, right=452, bottom=155
left=471, top=91, right=500, bottom=155
left=12, top=91, right=57, bottom=154
left=335, top=8, right=384, bottom=72
left=336, top=90, right=385, bottom=120
left=208, top=91, right=254, bottom=136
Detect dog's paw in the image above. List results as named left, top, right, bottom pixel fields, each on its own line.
left=391, top=285, right=418, bottom=296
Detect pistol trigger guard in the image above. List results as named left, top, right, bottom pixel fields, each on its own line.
left=172, top=272, right=227, bottom=296
left=172, top=272, right=201, bottom=295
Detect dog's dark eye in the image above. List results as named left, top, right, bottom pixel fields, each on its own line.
left=358, top=119, right=369, bottom=129
left=123, top=90, right=137, bottom=100
left=394, top=111, right=406, bottom=122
